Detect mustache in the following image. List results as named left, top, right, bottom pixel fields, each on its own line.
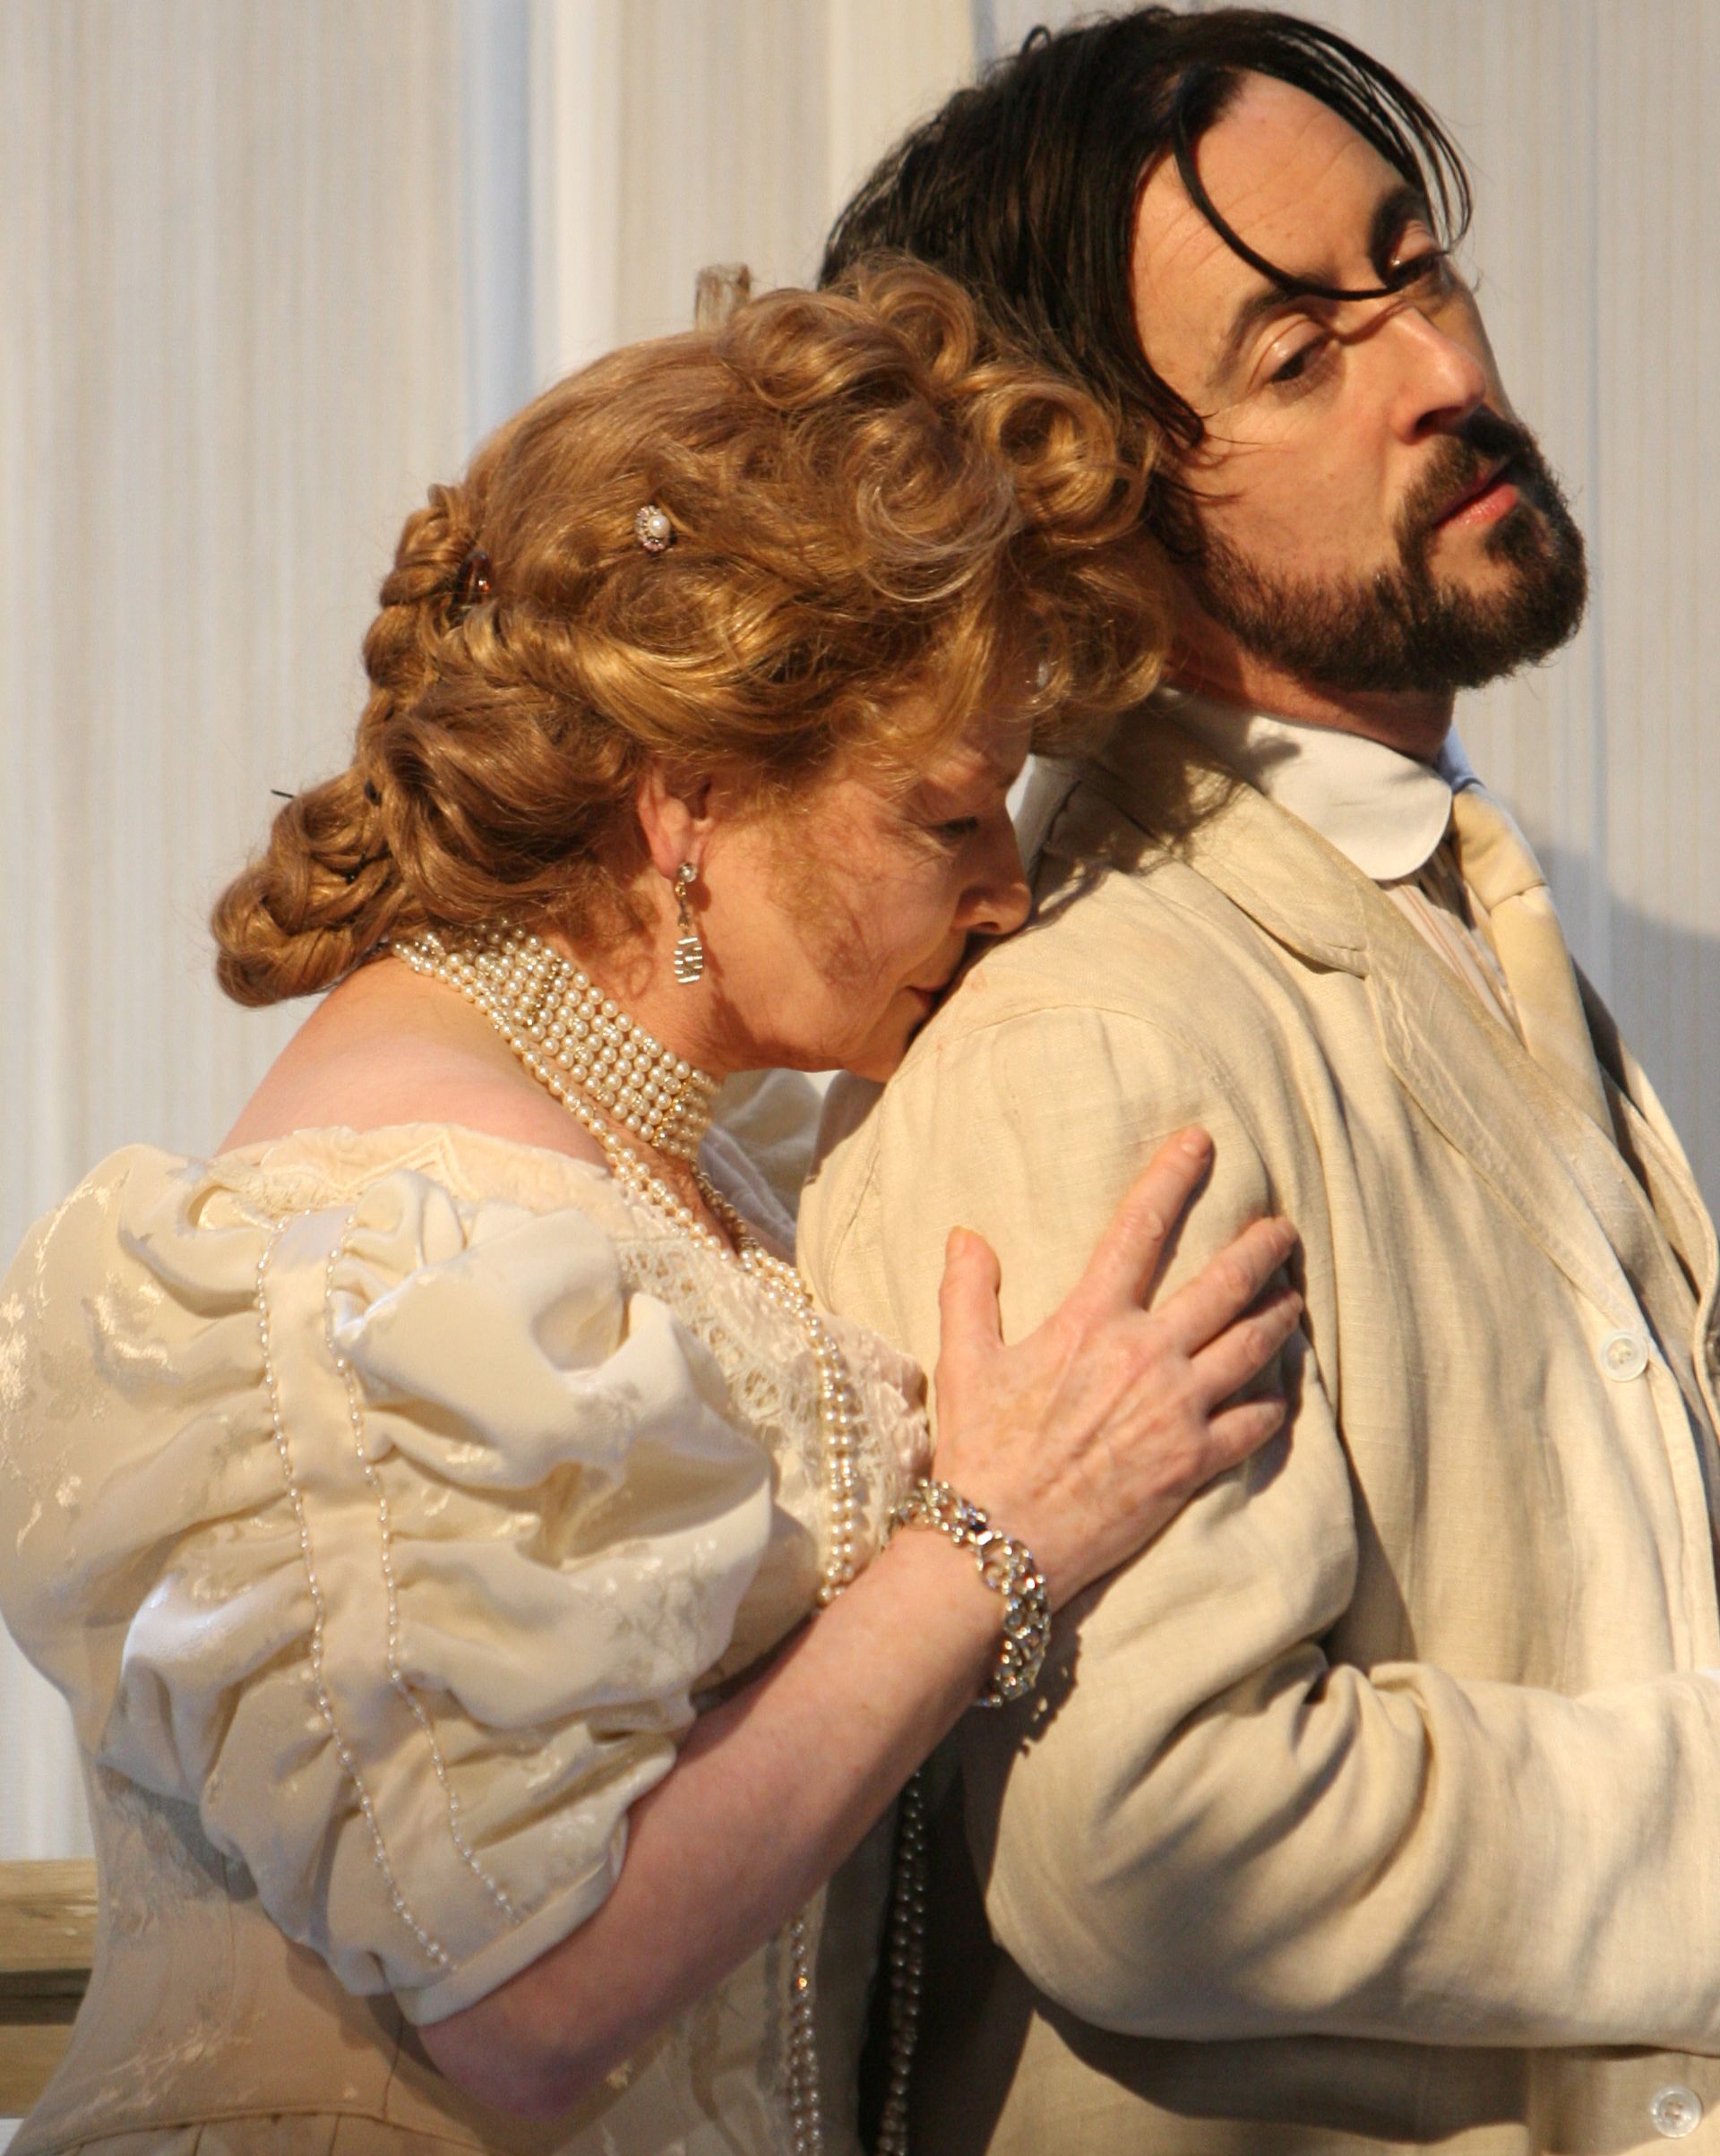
left=1398, top=409, right=1545, bottom=549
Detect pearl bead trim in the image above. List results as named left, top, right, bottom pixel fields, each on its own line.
left=321, top=1231, right=520, bottom=1926
left=255, top=1214, right=455, bottom=1974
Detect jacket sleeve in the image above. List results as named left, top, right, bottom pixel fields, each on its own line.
left=798, top=1001, right=1720, bottom=2052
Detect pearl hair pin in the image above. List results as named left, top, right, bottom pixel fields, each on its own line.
left=634, top=502, right=675, bottom=554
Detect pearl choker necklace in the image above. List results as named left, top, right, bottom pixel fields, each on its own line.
left=393, top=924, right=718, bottom=1161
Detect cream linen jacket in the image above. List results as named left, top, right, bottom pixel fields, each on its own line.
left=798, top=719, right=1720, bottom=2156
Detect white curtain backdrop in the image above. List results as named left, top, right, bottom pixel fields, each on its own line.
left=2, top=1, right=1716, bottom=1873
left=1, top=0, right=473, bottom=1869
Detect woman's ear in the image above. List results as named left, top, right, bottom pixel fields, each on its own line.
left=635, top=765, right=716, bottom=880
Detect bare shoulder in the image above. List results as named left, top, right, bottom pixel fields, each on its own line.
left=217, top=955, right=606, bottom=1170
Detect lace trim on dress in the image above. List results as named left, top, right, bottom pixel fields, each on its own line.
left=611, top=1221, right=916, bottom=1585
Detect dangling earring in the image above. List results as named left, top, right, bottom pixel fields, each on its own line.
left=672, top=862, right=705, bottom=984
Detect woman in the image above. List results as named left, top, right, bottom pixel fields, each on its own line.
left=0, top=264, right=1298, bottom=2155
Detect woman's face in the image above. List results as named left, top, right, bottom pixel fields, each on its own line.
left=695, top=705, right=1034, bottom=1081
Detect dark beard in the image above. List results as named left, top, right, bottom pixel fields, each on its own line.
left=1179, top=411, right=1589, bottom=696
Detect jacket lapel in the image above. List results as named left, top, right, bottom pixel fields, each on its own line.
left=1076, top=724, right=1640, bottom=1328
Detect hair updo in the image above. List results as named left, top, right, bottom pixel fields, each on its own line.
left=212, top=259, right=1167, bottom=1007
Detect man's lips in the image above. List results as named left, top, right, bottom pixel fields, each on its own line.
left=1432, top=458, right=1519, bottom=529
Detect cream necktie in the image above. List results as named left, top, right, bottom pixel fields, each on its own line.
left=1446, top=783, right=1612, bottom=1133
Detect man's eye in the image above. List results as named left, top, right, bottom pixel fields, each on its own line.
left=1389, top=248, right=1452, bottom=293
left=1268, top=337, right=1327, bottom=387
left=934, top=817, right=980, bottom=843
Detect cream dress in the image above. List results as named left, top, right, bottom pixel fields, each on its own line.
left=0, top=1122, right=927, bottom=2155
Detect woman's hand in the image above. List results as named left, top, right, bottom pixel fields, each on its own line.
left=931, top=1127, right=1299, bottom=1609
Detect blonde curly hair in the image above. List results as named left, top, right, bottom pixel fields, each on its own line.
left=212, top=260, right=1167, bottom=1008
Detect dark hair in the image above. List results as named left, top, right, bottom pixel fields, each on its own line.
left=821, top=6, right=1471, bottom=537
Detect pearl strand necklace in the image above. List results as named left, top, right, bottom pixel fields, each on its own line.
left=392, top=924, right=926, bottom=2152
left=398, top=923, right=718, bottom=1159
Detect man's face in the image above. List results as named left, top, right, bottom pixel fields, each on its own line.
left=1131, top=75, right=1586, bottom=704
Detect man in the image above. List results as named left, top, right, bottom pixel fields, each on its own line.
left=799, top=11, right=1720, bottom=2152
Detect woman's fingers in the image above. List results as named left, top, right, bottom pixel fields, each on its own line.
left=1150, top=1215, right=1297, bottom=1353
left=934, top=1225, right=1004, bottom=1391
left=1186, top=1284, right=1303, bottom=1407
left=1202, top=1395, right=1290, bottom=1472
left=1062, top=1128, right=1214, bottom=1318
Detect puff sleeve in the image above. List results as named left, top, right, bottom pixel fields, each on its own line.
left=0, top=1155, right=776, bottom=2024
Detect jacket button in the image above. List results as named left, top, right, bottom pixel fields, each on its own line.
left=1650, top=2083, right=1703, bottom=2136
left=1602, top=1329, right=1650, bottom=1381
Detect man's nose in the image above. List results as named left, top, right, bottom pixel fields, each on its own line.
left=1387, top=307, right=1490, bottom=442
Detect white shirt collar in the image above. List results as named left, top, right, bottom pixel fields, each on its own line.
left=1154, top=683, right=1475, bottom=883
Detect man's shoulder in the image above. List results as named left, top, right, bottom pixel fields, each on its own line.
left=802, top=774, right=1384, bottom=1286
left=801, top=854, right=1284, bottom=1260
left=915, top=835, right=1287, bottom=1053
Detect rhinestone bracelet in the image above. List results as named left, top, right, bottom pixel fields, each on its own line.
left=888, top=1478, right=1052, bottom=1707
